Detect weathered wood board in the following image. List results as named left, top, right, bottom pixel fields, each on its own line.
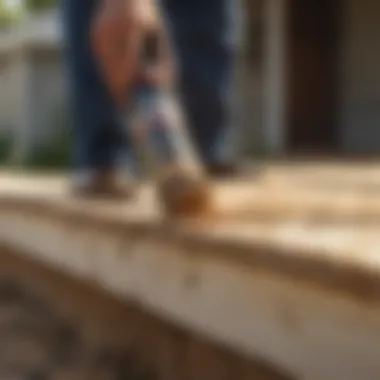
left=0, top=166, right=380, bottom=380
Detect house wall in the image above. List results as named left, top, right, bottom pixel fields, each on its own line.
left=0, top=11, right=65, bottom=161
left=339, top=0, right=380, bottom=154
left=0, top=46, right=67, bottom=161
left=240, top=0, right=380, bottom=156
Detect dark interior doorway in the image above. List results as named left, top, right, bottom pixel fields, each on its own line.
left=285, top=0, right=341, bottom=154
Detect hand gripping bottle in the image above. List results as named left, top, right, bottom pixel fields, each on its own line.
left=126, top=31, right=210, bottom=217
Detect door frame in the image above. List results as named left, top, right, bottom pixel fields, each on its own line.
left=263, top=0, right=287, bottom=155
left=262, top=0, right=341, bottom=156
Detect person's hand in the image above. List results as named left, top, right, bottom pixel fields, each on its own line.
left=91, top=0, right=163, bottom=106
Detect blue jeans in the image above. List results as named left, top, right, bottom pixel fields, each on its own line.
left=62, top=0, right=237, bottom=171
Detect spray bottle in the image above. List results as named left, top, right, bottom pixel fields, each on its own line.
left=126, top=31, right=210, bottom=217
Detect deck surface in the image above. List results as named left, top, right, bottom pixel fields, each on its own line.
left=1, top=164, right=380, bottom=300
left=2, top=164, right=380, bottom=379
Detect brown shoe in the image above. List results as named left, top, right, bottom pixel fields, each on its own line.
left=71, top=169, right=136, bottom=200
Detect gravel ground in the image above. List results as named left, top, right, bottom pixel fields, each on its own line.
left=0, top=279, right=155, bottom=380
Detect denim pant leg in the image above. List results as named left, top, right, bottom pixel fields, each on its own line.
left=163, top=0, right=237, bottom=164
left=61, top=0, right=128, bottom=171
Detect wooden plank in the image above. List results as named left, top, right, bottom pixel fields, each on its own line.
left=1, top=169, right=380, bottom=379
left=1, top=170, right=380, bottom=298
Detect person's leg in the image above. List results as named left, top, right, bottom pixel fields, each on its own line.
left=162, top=0, right=238, bottom=172
left=62, top=0, right=133, bottom=194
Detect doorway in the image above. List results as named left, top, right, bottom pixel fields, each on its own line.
left=285, top=0, right=341, bottom=154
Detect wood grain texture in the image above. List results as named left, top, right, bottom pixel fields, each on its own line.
left=1, top=168, right=380, bottom=302
left=1, top=165, right=380, bottom=379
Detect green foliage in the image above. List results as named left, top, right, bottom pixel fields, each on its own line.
left=25, top=131, right=72, bottom=170
left=24, top=0, right=57, bottom=12
left=0, top=132, right=13, bottom=164
left=0, top=0, right=23, bottom=28
left=2, top=108, right=73, bottom=172
left=24, top=106, right=73, bottom=170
